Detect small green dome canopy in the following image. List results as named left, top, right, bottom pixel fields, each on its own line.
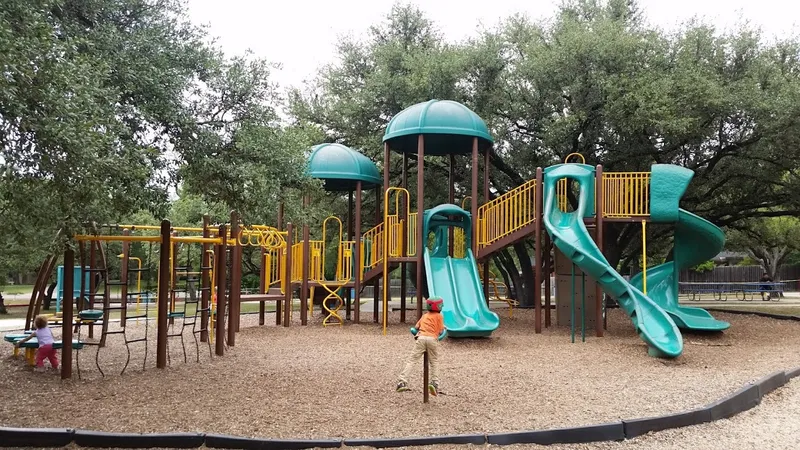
left=382, top=100, right=494, bottom=156
left=306, top=143, right=381, bottom=191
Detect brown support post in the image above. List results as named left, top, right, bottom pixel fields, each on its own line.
left=214, top=226, right=227, bottom=356
left=470, top=138, right=479, bottom=257
left=278, top=202, right=285, bottom=230
left=120, top=229, right=130, bottom=327
left=483, top=149, right=491, bottom=301
left=401, top=153, right=409, bottom=322
left=88, top=241, right=95, bottom=339
left=534, top=167, right=543, bottom=334
left=157, top=220, right=171, bottom=368
left=544, top=233, right=552, bottom=327
left=284, top=222, right=294, bottom=327
left=301, top=199, right=310, bottom=325
left=61, top=248, right=74, bottom=380
left=169, top=232, right=177, bottom=326
left=228, top=212, right=242, bottom=342
left=423, top=351, right=429, bottom=404
left=354, top=182, right=363, bottom=324
left=416, top=135, right=425, bottom=319
left=259, top=243, right=266, bottom=326
left=201, top=216, right=211, bottom=340
left=346, top=190, right=354, bottom=320
left=448, top=154, right=455, bottom=257
left=596, top=164, right=605, bottom=337
left=374, top=187, right=380, bottom=323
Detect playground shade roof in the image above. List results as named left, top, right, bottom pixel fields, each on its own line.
left=383, top=99, right=494, bottom=156
left=306, top=143, right=382, bottom=191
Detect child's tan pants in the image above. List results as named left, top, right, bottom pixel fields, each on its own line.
left=398, top=336, right=439, bottom=384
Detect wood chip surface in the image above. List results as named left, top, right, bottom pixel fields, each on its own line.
left=1, top=307, right=799, bottom=449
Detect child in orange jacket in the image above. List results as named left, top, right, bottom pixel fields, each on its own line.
left=396, top=297, right=447, bottom=396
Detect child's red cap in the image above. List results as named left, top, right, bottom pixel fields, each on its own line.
left=426, top=297, right=443, bottom=312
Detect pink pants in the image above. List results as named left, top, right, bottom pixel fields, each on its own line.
left=35, top=344, right=58, bottom=368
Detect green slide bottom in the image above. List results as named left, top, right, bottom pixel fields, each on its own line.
left=424, top=249, right=500, bottom=337
left=543, top=164, right=683, bottom=358
left=422, top=204, right=500, bottom=338
left=630, top=209, right=730, bottom=331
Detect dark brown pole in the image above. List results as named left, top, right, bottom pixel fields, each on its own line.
left=534, top=167, right=543, bottom=334
left=544, top=232, right=552, bottom=327
left=259, top=235, right=266, bottom=326
left=347, top=190, right=354, bottom=320
left=120, top=229, right=130, bottom=327
left=384, top=142, right=390, bottom=193
left=156, top=220, right=171, bottom=369
left=301, top=197, right=310, bottom=325
left=401, top=153, right=408, bottom=322
left=423, top=351, right=429, bottom=403
left=448, top=154, right=455, bottom=257
left=284, top=222, right=294, bottom=327
left=470, top=138, right=479, bottom=257
left=416, top=135, right=425, bottom=319
left=596, top=164, right=605, bottom=337
left=201, top=216, right=211, bottom=340
left=354, top=182, right=363, bottom=323
left=169, top=231, right=177, bottom=327
left=88, top=240, right=95, bottom=339
left=229, top=212, right=242, bottom=341
left=61, top=247, right=74, bottom=380
left=214, top=227, right=227, bottom=356
left=374, top=187, right=380, bottom=323
left=483, top=149, right=491, bottom=300
left=278, top=202, right=285, bottom=230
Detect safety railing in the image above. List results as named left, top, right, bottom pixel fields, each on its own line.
left=602, top=172, right=651, bottom=218
left=264, top=247, right=283, bottom=288
left=406, top=212, right=417, bottom=257
left=362, top=221, right=384, bottom=271
left=453, top=227, right=466, bottom=259
left=476, top=178, right=537, bottom=249
left=337, top=240, right=356, bottom=282
left=291, top=242, right=304, bottom=283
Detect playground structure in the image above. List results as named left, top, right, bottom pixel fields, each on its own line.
left=9, top=99, right=736, bottom=380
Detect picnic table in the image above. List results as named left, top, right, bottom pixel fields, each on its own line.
left=679, top=281, right=787, bottom=302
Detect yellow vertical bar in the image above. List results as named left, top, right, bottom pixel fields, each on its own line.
left=642, top=220, right=647, bottom=294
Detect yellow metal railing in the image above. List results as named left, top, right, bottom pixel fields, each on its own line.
left=291, top=242, right=304, bottom=283
left=264, top=248, right=282, bottom=288
left=602, top=172, right=651, bottom=218
left=337, top=240, right=356, bottom=282
left=453, top=227, right=466, bottom=258
left=406, top=212, right=417, bottom=257
left=476, top=179, right=537, bottom=249
left=362, top=221, right=385, bottom=271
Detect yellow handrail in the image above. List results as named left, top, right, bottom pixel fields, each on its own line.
left=602, top=172, right=651, bottom=218
left=383, top=187, right=411, bottom=335
left=476, top=179, right=537, bottom=249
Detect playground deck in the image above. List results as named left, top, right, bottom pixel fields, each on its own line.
left=1, top=308, right=799, bottom=443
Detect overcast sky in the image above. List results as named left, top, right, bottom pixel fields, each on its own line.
left=186, top=0, right=798, bottom=90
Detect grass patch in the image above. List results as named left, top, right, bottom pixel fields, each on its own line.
left=1, top=285, right=35, bottom=295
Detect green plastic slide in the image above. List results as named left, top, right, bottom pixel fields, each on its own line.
left=629, top=164, right=730, bottom=331
left=542, top=164, right=683, bottom=357
left=423, top=205, right=500, bottom=338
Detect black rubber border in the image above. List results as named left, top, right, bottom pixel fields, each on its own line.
left=204, top=434, right=340, bottom=449
left=344, top=433, right=486, bottom=448
left=3, top=366, right=799, bottom=448
left=73, top=430, right=204, bottom=448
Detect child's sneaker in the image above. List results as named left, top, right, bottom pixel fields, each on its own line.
left=396, top=381, right=410, bottom=392
left=428, top=381, right=439, bottom=396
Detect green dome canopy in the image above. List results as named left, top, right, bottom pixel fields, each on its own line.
left=306, top=143, right=381, bottom=191
left=382, top=100, right=494, bottom=156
